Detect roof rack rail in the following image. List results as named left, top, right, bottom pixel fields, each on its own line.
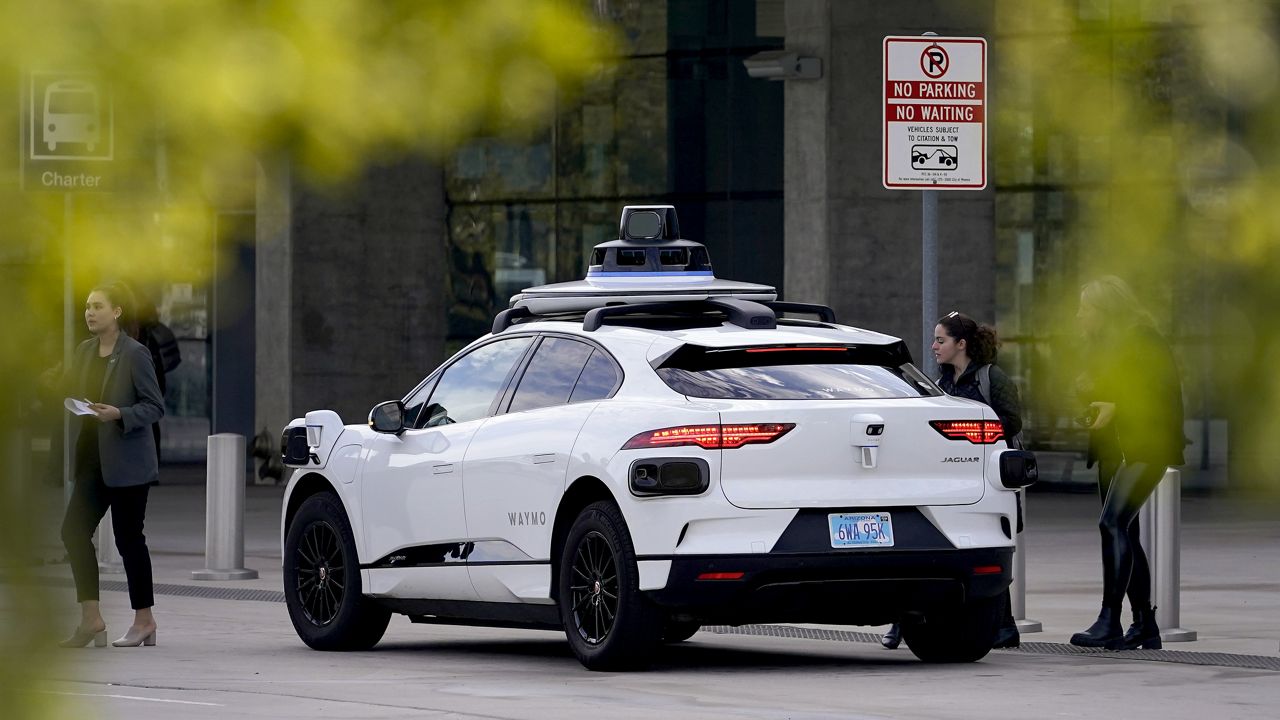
left=492, top=306, right=534, bottom=334
left=763, top=301, right=836, bottom=323
left=582, top=297, right=777, bottom=332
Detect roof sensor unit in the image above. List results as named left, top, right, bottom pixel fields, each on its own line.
left=503, top=204, right=788, bottom=319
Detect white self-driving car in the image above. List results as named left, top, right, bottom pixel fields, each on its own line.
left=279, top=206, right=1037, bottom=670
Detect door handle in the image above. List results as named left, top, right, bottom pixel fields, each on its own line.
left=432, top=462, right=454, bottom=475
left=532, top=453, right=556, bottom=465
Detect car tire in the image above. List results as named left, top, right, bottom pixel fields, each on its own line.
left=662, top=619, right=702, bottom=644
left=557, top=501, right=661, bottom=670
left=284, top=492, right=391, bottom=651
left=901, top=594, right=1001, bottom=663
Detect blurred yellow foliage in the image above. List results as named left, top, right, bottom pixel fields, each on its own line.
left=996, top=0, right=1280, bottom=496
left=0, top=2, right=615, bottom=716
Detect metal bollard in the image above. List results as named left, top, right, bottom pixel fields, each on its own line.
left=192, top=434, right=258, bottom=580
left=1011, top=489, right=1042, bottom=632
left=1139, top=468, right=1196, bottom=642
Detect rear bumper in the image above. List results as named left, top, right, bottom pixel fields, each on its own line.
left=642, top=506, right=1012, bottom=626
left=645, top=547, right=1012, bottom=626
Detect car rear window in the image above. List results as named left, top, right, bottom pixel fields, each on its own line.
left=653, top=344, right=939, bottom=400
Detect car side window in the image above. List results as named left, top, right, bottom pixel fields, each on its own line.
left=508, top=338, right=595, bottom=414
left=423, top=336, right=534, bottom=427
left=569, top=349, right=621, bottom=403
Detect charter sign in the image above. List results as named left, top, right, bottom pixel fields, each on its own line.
left=883, top=36, right=986, bottom=190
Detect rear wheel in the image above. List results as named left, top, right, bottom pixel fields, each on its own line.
left=902, top=595, right=1001, bottom=663
left=557, top=501, right=661, bottom=670
left=284, top=493, right=391, bottom=651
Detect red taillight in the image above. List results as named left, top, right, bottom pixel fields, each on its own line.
left=696, top=572, right=745, bottom=581
left=622, top=423, right=795, bottom=450
left=930, top=420, right=1004, bottom=444
left=972, top=565, right=1003, bottom=575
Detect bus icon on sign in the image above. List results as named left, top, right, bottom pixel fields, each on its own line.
left=911, top=144, right=958, bottom=170
left=43, top=80, right=101, bottom=152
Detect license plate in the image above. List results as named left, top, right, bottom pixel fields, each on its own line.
left=828, top=512, right=894, bottom=548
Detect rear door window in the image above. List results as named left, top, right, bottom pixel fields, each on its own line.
left=654, top=345, right=939, bottom=400
left=569, top=350, right=621, bottom=403
left=508, top=337, right=595, bottom=413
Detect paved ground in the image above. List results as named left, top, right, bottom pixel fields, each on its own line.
left=3, top=464, right=1279, bottom=719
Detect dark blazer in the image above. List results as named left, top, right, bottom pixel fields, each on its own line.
left=68, top=334, right=165, bottom=487
left=1088, top=324, right=1185, bottom=467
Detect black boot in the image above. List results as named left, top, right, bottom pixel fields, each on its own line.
left=880, top=623, right=902, bottom=650
left=1069, top=606, right=1124, bottom=649
left=1121, top=606, right=1162, bottom=650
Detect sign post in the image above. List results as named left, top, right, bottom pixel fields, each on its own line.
left=884, top=35, right=1036, bottom=633
left=883, top=34, right=988, bottom=378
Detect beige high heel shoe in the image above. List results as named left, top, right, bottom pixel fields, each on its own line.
left=59, top=625, right=108, bottom=648
left=112, top=626, right=157, bottom=647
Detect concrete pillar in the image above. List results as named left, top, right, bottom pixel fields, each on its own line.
left=289, top=161, right=450, bottom=422
left=783, top=0, right=832, bottom=307
left=255, top=156, right=293, bottom=441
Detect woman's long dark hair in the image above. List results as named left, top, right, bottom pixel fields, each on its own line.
left=937, top=311, right=998, bottom=366
left=91, top=281, right=138, bottom=339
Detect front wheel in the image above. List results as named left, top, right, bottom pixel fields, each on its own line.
left=901, top=594, right=1001, bottom=663
left=284, top=493, right=391, bottom=651
left=557, top=501, right=661, bottom=671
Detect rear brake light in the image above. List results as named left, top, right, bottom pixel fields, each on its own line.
left=972, top=565, right=1003, bottom=575
left=622, top=423, right=795, bottom=450
left=743, top=346, right=848, bottom=353
left=930, top=420, right=1004, bottom=444
left=697, top=572, right=745, bottom=581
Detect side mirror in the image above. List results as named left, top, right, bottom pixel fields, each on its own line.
left=369, top=400, right=406, bottom=434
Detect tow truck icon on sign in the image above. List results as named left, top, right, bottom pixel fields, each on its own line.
left=911, top=144, right=958, bottom=171
left=43, top=80, right=100, bottom=153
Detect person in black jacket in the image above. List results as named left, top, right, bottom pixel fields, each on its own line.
left=883, top=311, right=1024, bottom=650
left=1070, top=276, right=1185, bottom=650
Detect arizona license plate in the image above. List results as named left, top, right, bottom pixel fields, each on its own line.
left=828, top=512, right=895, bottom=548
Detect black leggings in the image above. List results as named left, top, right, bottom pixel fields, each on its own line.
left=1096, top=461, right=1166, bottom=610
left=60, top=471, right=155, bottom=610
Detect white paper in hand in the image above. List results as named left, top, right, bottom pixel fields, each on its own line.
left=64, top=398, right=96, bottom=416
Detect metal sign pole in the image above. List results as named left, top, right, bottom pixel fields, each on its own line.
left=62, top=193, right=74, bottom=507
left=922, top=190, right=938, bottom=378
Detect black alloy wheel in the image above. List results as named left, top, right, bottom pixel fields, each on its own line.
left=296, top=520, right=344, bottom=626
left=557, top=501, right=661, bottom=670
left=569, top=530, right=619, bottom=645
left=284, top=492, right=391, bottom=651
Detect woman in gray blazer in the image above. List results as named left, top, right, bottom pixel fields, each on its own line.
left=57, top=282, right=165, bottom=648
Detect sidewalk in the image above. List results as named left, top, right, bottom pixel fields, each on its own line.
left=22, top=463, right=1280, bottom=658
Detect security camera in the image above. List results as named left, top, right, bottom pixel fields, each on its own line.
left=743, top=51, right=822, bottom=81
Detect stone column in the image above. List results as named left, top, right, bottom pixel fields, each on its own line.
left=783, top=0, right=832, bottom=307
left=254, top=155, right=293, bottom=441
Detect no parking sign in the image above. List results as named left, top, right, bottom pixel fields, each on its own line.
left=882, top=36, right=986, bottom=190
